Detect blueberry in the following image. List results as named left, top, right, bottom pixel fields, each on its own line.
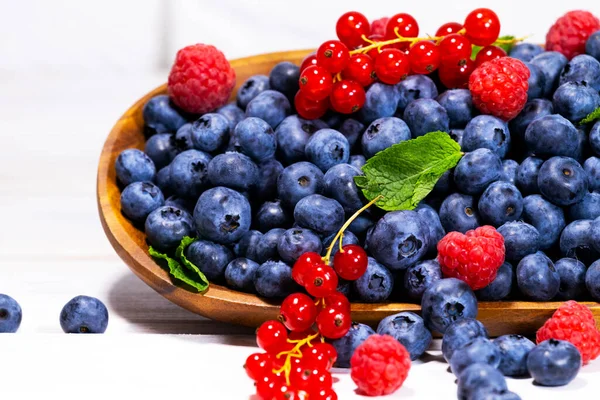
left=538, top=156, right=588, bottom=206
left=321, top=231, right=359, bottom=262
left=366, top=210, right=429, bottom=271
left=168, top=149, right=212, bottom=199
left=305, top=129, right=350, bottom=172
left=594, top=217, right=600, bottom=252
left=275, top=115, right=327, bottom=164
left=476, top=262, right=514, bottom=301
left=115, top=149, right=156, bottom=186
left=584, top=156, right=600, bottom=191
left=497, top=221, right=540, bottom=261
left=323, top=164, right=365, bottom=213
left=357, top=82, right=400, bottom=123
left=527, top=339, right=581, bottom=386
left=575, top=127, right=588, bottom=164
left=237, top=75, right=270, bottom=109
left=321, top=110, right=345, bottom=129
left=450, top=337, right=502, bottom=375
left=500, top=160, right=519, bottom=185
left=255, top=200, right=290, bottom=232
left=165, top=195, right=194, bottom=214
left=478, top=182, right=523, bottom=227
left=120, top=181, right=165, bottom=224
left=569, top=192, right=600, bottom=220
left=0, top=294, right=22, bottom=333
left=404, top=259, right=442, bottom=301
left=457, top=363, right=507, bottom=400
left=155, top=166, right=173, bottom=195
left=377, top=312, right=432, bottom=360
left=337, top=279, right=352, bottom=297
left=591, top=122, right=600, bottom=156
left=224, top=258, right=260, bottom=292
left=494, top=334, right=535, bottom=377
left=361, top=117, right=411, bottom=158
left=59, top=296, right=108, bottom=334
left=207, top=152, right=259, bottom=191
left=509, top=99, right=554, bottom=141
left=233, top=230, right=263, bottom=260
left=524, top=114, right=579, bottom=159
left=454, top=149, right=502, bottom=195
left=436, top=89, right=475, bottom=129
left=553, top=82, right=600, bottom=123
left=185, top=239, right=233, bottom=281
left=530, top=51, right=568, bottom=97
left=587, top=31, right=600, bottom=60
left=396, top=75, right=439, bottom=113
left=473, top=391, right=522, bottom=400
left=293, top=194, right=344, bottom=236
left=142, top=95, right=186, bottom=134
left=586, top=259, right=600, bottom=300
left=415, top=204, right=445, bottom=254
left=230, top=117, right=276, bottom=162
left=525, top=62, right=547, bottom=100
left=522, top=195, right=565, bottom=250
left=216, top=103, right=245, bottom=132
left=253, top=260, right=297, bottom=298
left=560, top=219, right=599, bottom=263
left=246, top=90, right=290, bottom=128
left=338, top=118, right=364, bottom=150
left=516, top=251, right=560, bottom=300
left=449, top=129, right=465, bottom=146
left=439, top=193, right=481, bottom=233
left=188, top=113, right=229, bottom=153
left=277, top=161, right=324, bottom=209
left=516, top=156, right=543, bottom=195
left=347, top=213, right=375, bottom=238
left=441, top=318, right=488, bottom=362
left=421, top=278, right=478, bottom=334
left=509, top=43, right=544, bottom=62
left=255, top=228, right=285, bottom=263
left=193, top=187, right=251, bottom=245
left=349, top=155, right=366, bottom=169
left=431, top=169, right=455, bottom=198
left=463, top=115, right=511, bottom=158
left=144, top=133, right=178, bottom=169
left=174, top=123, right=194, bottom=152
left=145, top=206, right=194, bottom=251
left=277, top=228, right=322, bottom=264
left=331, top=323, right=375, bottom=367
left=353, top=257, right=394, bottom=302
left=560, top=54, right=600, bottom=91
left=403, top=98, right=449, bottom=138
left=555, top=257, right=587, bottom=300
left=269, top=61, right=300, bottom=99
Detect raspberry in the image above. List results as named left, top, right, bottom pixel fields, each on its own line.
left=370, top=17, right=389, bottom=37
left=469, top=57, right=530, bottom=121
left=350, top=334, right=411, bottom=396
left=437, top=226, right=505, bottom=290
left=536, top=300, right=600, bottom=365
left=168, top=44, right=236, bottom=114
left=546, top=10, right=600, bottom=60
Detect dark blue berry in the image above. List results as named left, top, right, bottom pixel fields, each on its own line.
left=494, top=334, right=535, bottom=377
left=277, top=162, right=324, bottom=209
left=439, top=193, right=481, bottom=233
left=497, top=221, right=540, bottom=262
left=224, top=258, right=260, bottom=292
left=436, top=89, right=475, bottom=129
left=555, top=257, right=587, bottom=300
left=60, top=296, right=108, bottom=334
left=331, top=323, right=375, bottom=367
left=294, top=194, right=344, bottom=235
left=145, top=206, right=194, bottom=251
left=305, top=129, right=350, bottom=172
left=338, top=118, right=364, bottom=150
left=174, top=123, right=194, bottom=152
left=527, top=339, right=581, bottom=386
left=584, top=156, right=600, bottom=192
left=168, top=149, right=212, bottom=199
left=403, top=98, right=450, bottom=138
left=454, top=149, right=502, bottom=195
left=457, top=363, right=507, bottom=400
left=404, top=259, right=442, bottom=301
left=155, top=166, right=173, bottom=196
left=450, top=337, right=502, bottom=375
left=396, top=75, right=439, bottom=113
left=0, top=294, right=22, bottom=333
left=509, top=99, right=554, bottom=141
left=216, top=103, right=245, bottom=132
left=323, top=163, right=365, bottom=213
left=231, top=117, right=276, bottom=161
left=538, top=156, right=588, bottom=206
left=569, top=192, right=600, bottom=220
left=142, top=95, right=186, bottom=134
left=516, top=251, right=559, bottom=301
left=207, top=152, right=259, bottom=192
left=358, top=82, right=400, bottom=124
left=255, top=228, right=286, bottom=263
left=560, top=219, right=599, bottom=264
left=164, top=195, right=194, bottom=214
left=349, top=155, right=366, bottom=169
left=553, top=82, right=600, bottom=123
left=449, top=129, right=465, bottom=146
left=144, top=133, right=178, bottom=169
left=509, top=43, right=544, bottom=62
left=415, top=204, right=445, bottom=254
left=120, top=181, right=164, bottom=224
left=586, top=31, right=600, bottom=60
left=522, top=194, right=566, bottom=250
left=277, top=228, right=322, bottom=264
left=237, top=75, right=270, bottom=109
left=377, top=312, right=432, bottom=360
left=530, top=51, right=568, bottom=97
left=185, top=239, right=233, bottom=281
left=441, top=318, right=488, bottom=362
left=255, top=200, right=290, bottom=232
left=524, top=114, right=579, bottom=159
left=421, top=278, right=478, bottom=334
left=253, top=158, right=284, bottom=201
left=476, top=262, right=513, bottom=301
left=269, top=62, right=300, bottom=99
left=525, top=62, right=547, bottom=100
left=246, top=90, right=290, bottom=128
left=274, top=115, right=327, bottom=165
left=478, top=182, right=523, bottom=227
left=233, top=230, right=263, bottom=261
left=361, top=117, right=411, bottom=158
left=516, top=156, right=544, bottom=195
left=353, top=257, right=394, bottom=302
left=115, top=149, right=156, bottom=186
left=586, top=259, right=600, bottom=300
left=253, top=260, right=297, bottom=298
left=463, top=115, right=511, bottom=158
left=347, top=213, right=375, bottom=238
left=559, top=54, right=600, bottom=91
left=189, top=113, right=230, bottom=153
left=500, top=160, right=519, bottom=185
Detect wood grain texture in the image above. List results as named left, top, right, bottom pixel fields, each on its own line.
left=97, top=49, right=600, bottom=337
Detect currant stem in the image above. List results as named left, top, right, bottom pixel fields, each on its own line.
left=273, top=331, right=321, bottom=385
left=338, top=232, right=345, bottom=253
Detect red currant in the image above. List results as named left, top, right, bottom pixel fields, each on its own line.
left=365, top=34, right=384, bottom=60
left=435, top=22, right=463, bottom=37
left=244, top=352, right=273, bottom=381
left=280, top=293, right=318, bottom=332
left=316, top=306, right=351, bottom=339
left=323, top=292, right=350, bottom=314
left=330, top=80, right=366, bottom=114
left=288, top=328, right=319, bottom=345
left=292, top=252, right=324, bottom=286
left=464, top=8, right=501, bottom=47
left=290, top=367, right=333, bottom=395
left=269, top=381, right=296, bottom=400
left=374, top=48, right=410, bottom=84
left=295, top=90, right=329, bottom=120
left=439, top=58, right=475, bottom=89
left=256, top=372, right=285, bottom=400
left=475, top=45, right=507, bottom=66
left=312, top=388, right=338, bottom=400
left=336, top=11, right=370, bottom=49
left=317, top=40, right=350, bottom=74
left=300, top=53, right=318, bottom=72
left=256, top=320, right=289, bottom=354
left=304, top=264, right=338, bottom=298
left=302, top=342, right=338, bottom=370
left=438, top=34, right=472, bottom=67
left=333, top=244, right=368, bottom=280
left=409, top=41, right=441, bottom=74
left=342, top=54, right=375, bottom=86
left=299, top=65, right=333, bottom=101
left=384, top=13, right=419, bottom=40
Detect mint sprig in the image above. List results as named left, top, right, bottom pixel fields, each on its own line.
left=579, top=107, right=600, bottom=125
left=149, top=236, right=208, bottom=292
left=354, top=131, right=463, bottom=211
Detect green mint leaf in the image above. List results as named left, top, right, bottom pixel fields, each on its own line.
left=175, top=236, right=209, bottom=291
left=495, top=35, right=516, bottom=53
left=579, top=107, right=600, bottom=125
left=354, top=131, right=463, bottom=211
left=471, top=45, right=482, bottom=60
left=149, top=244, right=208, bottom=292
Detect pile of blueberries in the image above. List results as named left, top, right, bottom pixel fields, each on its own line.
left=117, top=41, right=600, bottom=304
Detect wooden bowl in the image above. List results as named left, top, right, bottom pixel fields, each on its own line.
left=97, top=49, right=600, bottom=336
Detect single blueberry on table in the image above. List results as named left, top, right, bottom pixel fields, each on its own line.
left=559, top=54, right=600, bottom=91
left=449, top=129, right=465, bottom=147
left=361, top=117, right=411, bottom=159
left=349, top=155, right=366, bottom=170
left=142, top=95, right=187, bottom=134
left=584, top=156, right=600, bottom=192
left=323, top=163, right=365, bottom=213
left=509, top=43, right=544, bottom=62
left=207, top=152, right=259, bottom=192
left=224, top=258, right=260, bottom=293
left=441, top=318, right=488, bottom=362
left=494, top=334, right=536, bottom=377
left=294, top=194, right=344, bottom=236
left=500, top=160, right=519, bottom=185
left=255, top=200, right=290, bottom=232
left=189, top=113, right=230, bottom=154
left=144, top=133, right=178, bottom=169
left=552, top=81, right=600, bottom=123
left=358, top=82, right=400, bottom=124
left=527, top=339, right=582, bottom=386
left=586, top=259, right=600, bottom=300
left=60, top=296, right=108, bottom=334
left=516, top=156, right=544, bottom=195
left=165, top=195, right=194, bottom=214
left=377, top=312, right=432, bottom=360
left=253, top=158, right=284, bottom=202
left=269, top=61, right=300, bottom=99
left=569, top=192, right=600, bottom=220
left=277, top=161, right=324, bottom=209
left=497, top=221, right=540, bottom=262
left=174, top=123, right=194, bottom=152
left=0, top=294, right=22, bottom=333
left=524, top=114, right=579, bottom=159
left=522, top=194, right=566, bottom=250
left=509, top=99, right=554, bottom=141
left=555, top=257, right=587, bottom=300
left=516, top=251, right=560, bottom=301
left=478, top=181, right=523, bottom=227
left=450, top=337, right=502, bottom=375
left=305, top=129, right=350, bottom=172
left=115, top=149, right=156, bottom=187
left=454, top=148, right=502, bottom=195
left=233, top=230, right=263, bottom=261
left=216, top=103, right=245, bottom=132
left=436, top=89, right=475, bottom=129
left=193, top=187, right=251, bottom=245
left=538, top=156, right=588, bottom=206
left=338, top=118, right=364, bottom=150
left=155, top=166, right=172, bottom=196
left=277, top=228, right=322, bottom=264
left=255, top=228, right=285, bottom=263
left=231, top=117, right=276, bottom=162
left=168, top=149, right=212, bottom=199
left=237, top=75, right=270, bottom=109
left=120, top=181, right=165, bottom=224
left=321, top=231, right=359, bottom=262
left=457, top=363, right=507, bottom=400
left=403, top=98, right=450, bottom=138
left=560, top=219, right=599, bottom=264
left=421, top=278, right=478, bottom=334
left=352, top=257, right=394, bottom=303
left=530, top=51, right=568, bottom=97
left=246, top=90, right=290, bottom=128
left=404, top=259, right=442, bottom=301
left=462, top=115, right=511, bottom=158
left=331, top=323, right=375, bottom=367
left=185, top=239, right=233, bottom=281
left=415, top=204, right=445, bottom=254
left=396, top=75, right=439, bottom=113
left=476, top=262, right=514, bottom=301
left=439, top=193, right=481, bottom=233
left=525, top=62, right=547, bottom=100
left=275, top=115, right=327, bottom=165
left=586, top=31, right=600, bottom=60
left=145, top=206, right=194, bottom=251
left=253, top=260, right=297, bottom=298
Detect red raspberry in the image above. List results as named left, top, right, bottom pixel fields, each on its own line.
left=350, top=334, right=411, bottom=396
left=537, top=300, right=600, bottom=365
left=168, top=44, right=236, bottom=114
left=437, top=226, right=505, bottom=290
left=370, top=17, right=389, bottom=37
left=469, top=57, right=530, bottom=121
left=546, top=10, right=600, bottom=60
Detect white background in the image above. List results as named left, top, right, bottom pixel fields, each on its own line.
left=1, top=1, right=600, bottom=399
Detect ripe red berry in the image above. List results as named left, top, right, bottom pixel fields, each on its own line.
left=290, top=367, right=333, bottom=395
left=546, top=10, right=600, bottom=60
left=374, top=48, right=410, bottom=84
left=292, top=252, right=324, bottom=286
left=365, top=34, right=384, bottom=60
left=475, top=45, right=507, bottom=66
left=438, top=34, right=472, bottom=66
left=300, top=53, right=318, bottom=72
left=303, top=342, right=338, bottom=370
left=438, top=58, right=475, bottom=89
left=295, top=90, right=330, bottom=120
left=385, top=13, right=419, bottom=40
left=304, top=264, right=338, bottom=298
left=280, top=293, right=318, bottom=332
left=464, top=8, right=501, bottom=47
left=324, top=292, right=350, bottom=313
left=317, top=40, right=350, bottom=74
left=409, top=41, right=441, bottom=74
left=244, top=352, right=273, bottom=381
left=256, top=320, right=289, bottom=354
left=330, top=80, right=366, bottom=114
left=256, top=372, right=285, bottom=400
left=436, top=22, right=463, bottom=37
left=268, top=381, right=297, bottom=400
left=336, top=11, right=371, bottom=49
left=311, top=388, right=338, bottom=400
left=342, top=54, right=375, bottom=86
left=299, top=65, right=333, bottom=101
left=333, top=244, right=368, bottom=280
left=316, top=306, right=351, bottom=339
